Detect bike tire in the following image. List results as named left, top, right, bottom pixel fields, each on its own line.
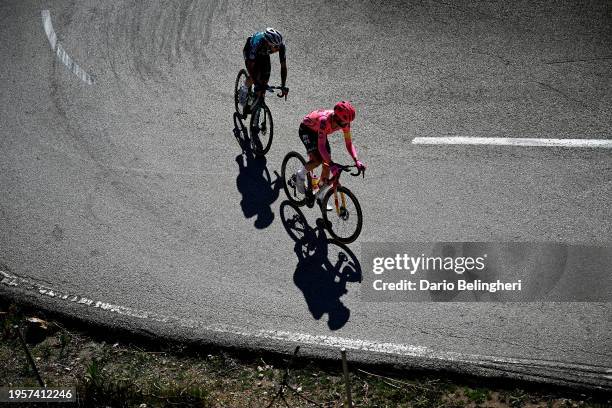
left=232, top=112, right=249, bottom=150
left=322, top=185, right=363, bottom=244
left=250, top=103, right=274, bottom=156
left=281, top=151, right=308, bottom=206
left=234, top=69, right=249, bottom=116
left=279, top=201, right=310, bottom=243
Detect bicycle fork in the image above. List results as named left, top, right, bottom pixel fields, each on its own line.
left=251, top=99, right=267, bottom=134
left=332, top=188, right=348, bottom=218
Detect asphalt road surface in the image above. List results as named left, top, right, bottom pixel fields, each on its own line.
left=1, top=0, right=611, bottom=390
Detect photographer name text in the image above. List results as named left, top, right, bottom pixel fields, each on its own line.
left=371, top=254, right=522, bottom=293
left=373, top=279, right=522, bottom=292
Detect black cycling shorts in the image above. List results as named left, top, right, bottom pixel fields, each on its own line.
left=299, top=124, right=330, bottom=156
left=243, top=38, right=271, bottom=85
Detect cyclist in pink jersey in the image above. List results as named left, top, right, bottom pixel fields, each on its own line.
left=295, top=101, right=366, bottom=206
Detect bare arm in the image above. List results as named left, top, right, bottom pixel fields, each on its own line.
left=280, top=61, right=287, bottom=88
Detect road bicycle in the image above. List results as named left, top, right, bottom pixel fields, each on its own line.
left=233, top=69, right=286, bottom=156
left=281, top=151, right=364, bottom=243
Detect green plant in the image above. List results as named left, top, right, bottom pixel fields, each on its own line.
left=464, top=387, right=488, bottom=404
left=508, top=389, right=527, bottom=408
left=58, top=331, right=70, bottom=359
left=85, top=358, right=104, bottom=388
left=1, top=305, right=21, bottom=339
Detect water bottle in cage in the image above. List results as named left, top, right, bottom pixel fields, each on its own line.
left=310, top=172, right=319, bottom=191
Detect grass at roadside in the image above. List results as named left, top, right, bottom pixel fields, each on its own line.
left=0, top=301, right=608, bottom=408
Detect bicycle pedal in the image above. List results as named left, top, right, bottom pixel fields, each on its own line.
left=288, top=178, right=296, bottom=189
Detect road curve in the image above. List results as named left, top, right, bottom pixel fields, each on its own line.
left=1, top=0, right=611, bottom=390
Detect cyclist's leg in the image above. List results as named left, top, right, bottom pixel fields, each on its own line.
left=306, top=152, right=324, bottom=194
left=306, top=152, right=322, bottom=172
left=314, top=140, right=332, bottom=206
left=243, top=38, right=254, bottom=88
left=315, top=140, right=331, bottom=180
left=295, top=125, right=319, bottom=193
left=299, top=125, right=321, bottom=170
left=306, top=140, right=331, bottom=181
left=250, top=55, right=271, bottom=142
left=250, top=54, right=270, bottom=93
left=258, top=54, right=271, bottom=96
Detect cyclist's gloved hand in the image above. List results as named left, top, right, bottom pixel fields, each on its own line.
left=355, top=160, right=366, bottom=172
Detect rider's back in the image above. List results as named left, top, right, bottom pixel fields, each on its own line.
left=302, top=109, right=348, bottom=135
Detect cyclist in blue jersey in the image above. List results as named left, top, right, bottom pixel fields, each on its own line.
left=239, top=28, right=289, bottom=106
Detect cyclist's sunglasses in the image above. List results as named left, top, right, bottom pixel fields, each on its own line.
left=335, top=117, right=347, bottom=127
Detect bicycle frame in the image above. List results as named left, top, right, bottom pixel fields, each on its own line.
left=281, top=151, right=363, bottom=243
left=312, top=164, right=361, bottom=216
left=249, top=85, right=283, bottom=127
left=249, top=85, right=286, bottom=111
left=326, top=167, right=344, bottom=216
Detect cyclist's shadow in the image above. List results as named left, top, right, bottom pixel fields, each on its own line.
left=280, top=201, right=362, bottom=330
left=232, top=112, right=250, bottom=153
left=235, top=153, right=281, bottom=229
left=233, top=114, right=281, bottom=229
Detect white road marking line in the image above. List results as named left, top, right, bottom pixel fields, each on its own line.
left=412, top=137, right=612, bottom=148
left=0, top=269, right=431, bottom=356
left=41, top=10, right=95, bottom=85
left=1, top=269, right=610, bottom=381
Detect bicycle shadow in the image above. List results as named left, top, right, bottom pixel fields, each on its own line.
left=235, top=152, right=281, bottom=229
left=232, top=111, right=281, bottom=229
left=232, top=112, right=250, bottom=153
left=280, top=201, right=362, bottom=330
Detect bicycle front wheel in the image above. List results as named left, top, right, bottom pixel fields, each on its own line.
left=234, top=69, right=249, bottom=116
left=281, top=151, right=307, bottom=206
left=322, top=186, right=363, bottom=244
left=249, top=103, right=273, bottom=156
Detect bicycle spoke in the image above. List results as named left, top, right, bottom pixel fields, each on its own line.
left=234, top=69, right=250, bottom=116
left=281, top=152, right=308, bottom=206
left=250, top=104, right=273, bottom=155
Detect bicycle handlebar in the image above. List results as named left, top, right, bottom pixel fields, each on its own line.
left=265, top=85, right=289, bottom=99
left=331, top=163, right=365, bottom=178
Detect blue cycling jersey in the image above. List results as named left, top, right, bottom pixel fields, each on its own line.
left=246, top=32, right=286, bottom=62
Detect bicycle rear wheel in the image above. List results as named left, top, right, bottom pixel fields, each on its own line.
left=322, top=186, right=363, bottom=244
left=281, top=151, right=308, bottom=206
left=280, top=201, right=310, bottom=243
left=250, top=103, right=273, bottom=156
left=234, top=69, right=249, bottom=117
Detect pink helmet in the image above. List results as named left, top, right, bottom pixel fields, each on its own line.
left=333, top=101, right=356, bottom=124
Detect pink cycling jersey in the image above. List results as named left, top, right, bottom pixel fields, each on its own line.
left=301, top=109, right=356, bottom=164
left=302, top=109, right=350, bottom=136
